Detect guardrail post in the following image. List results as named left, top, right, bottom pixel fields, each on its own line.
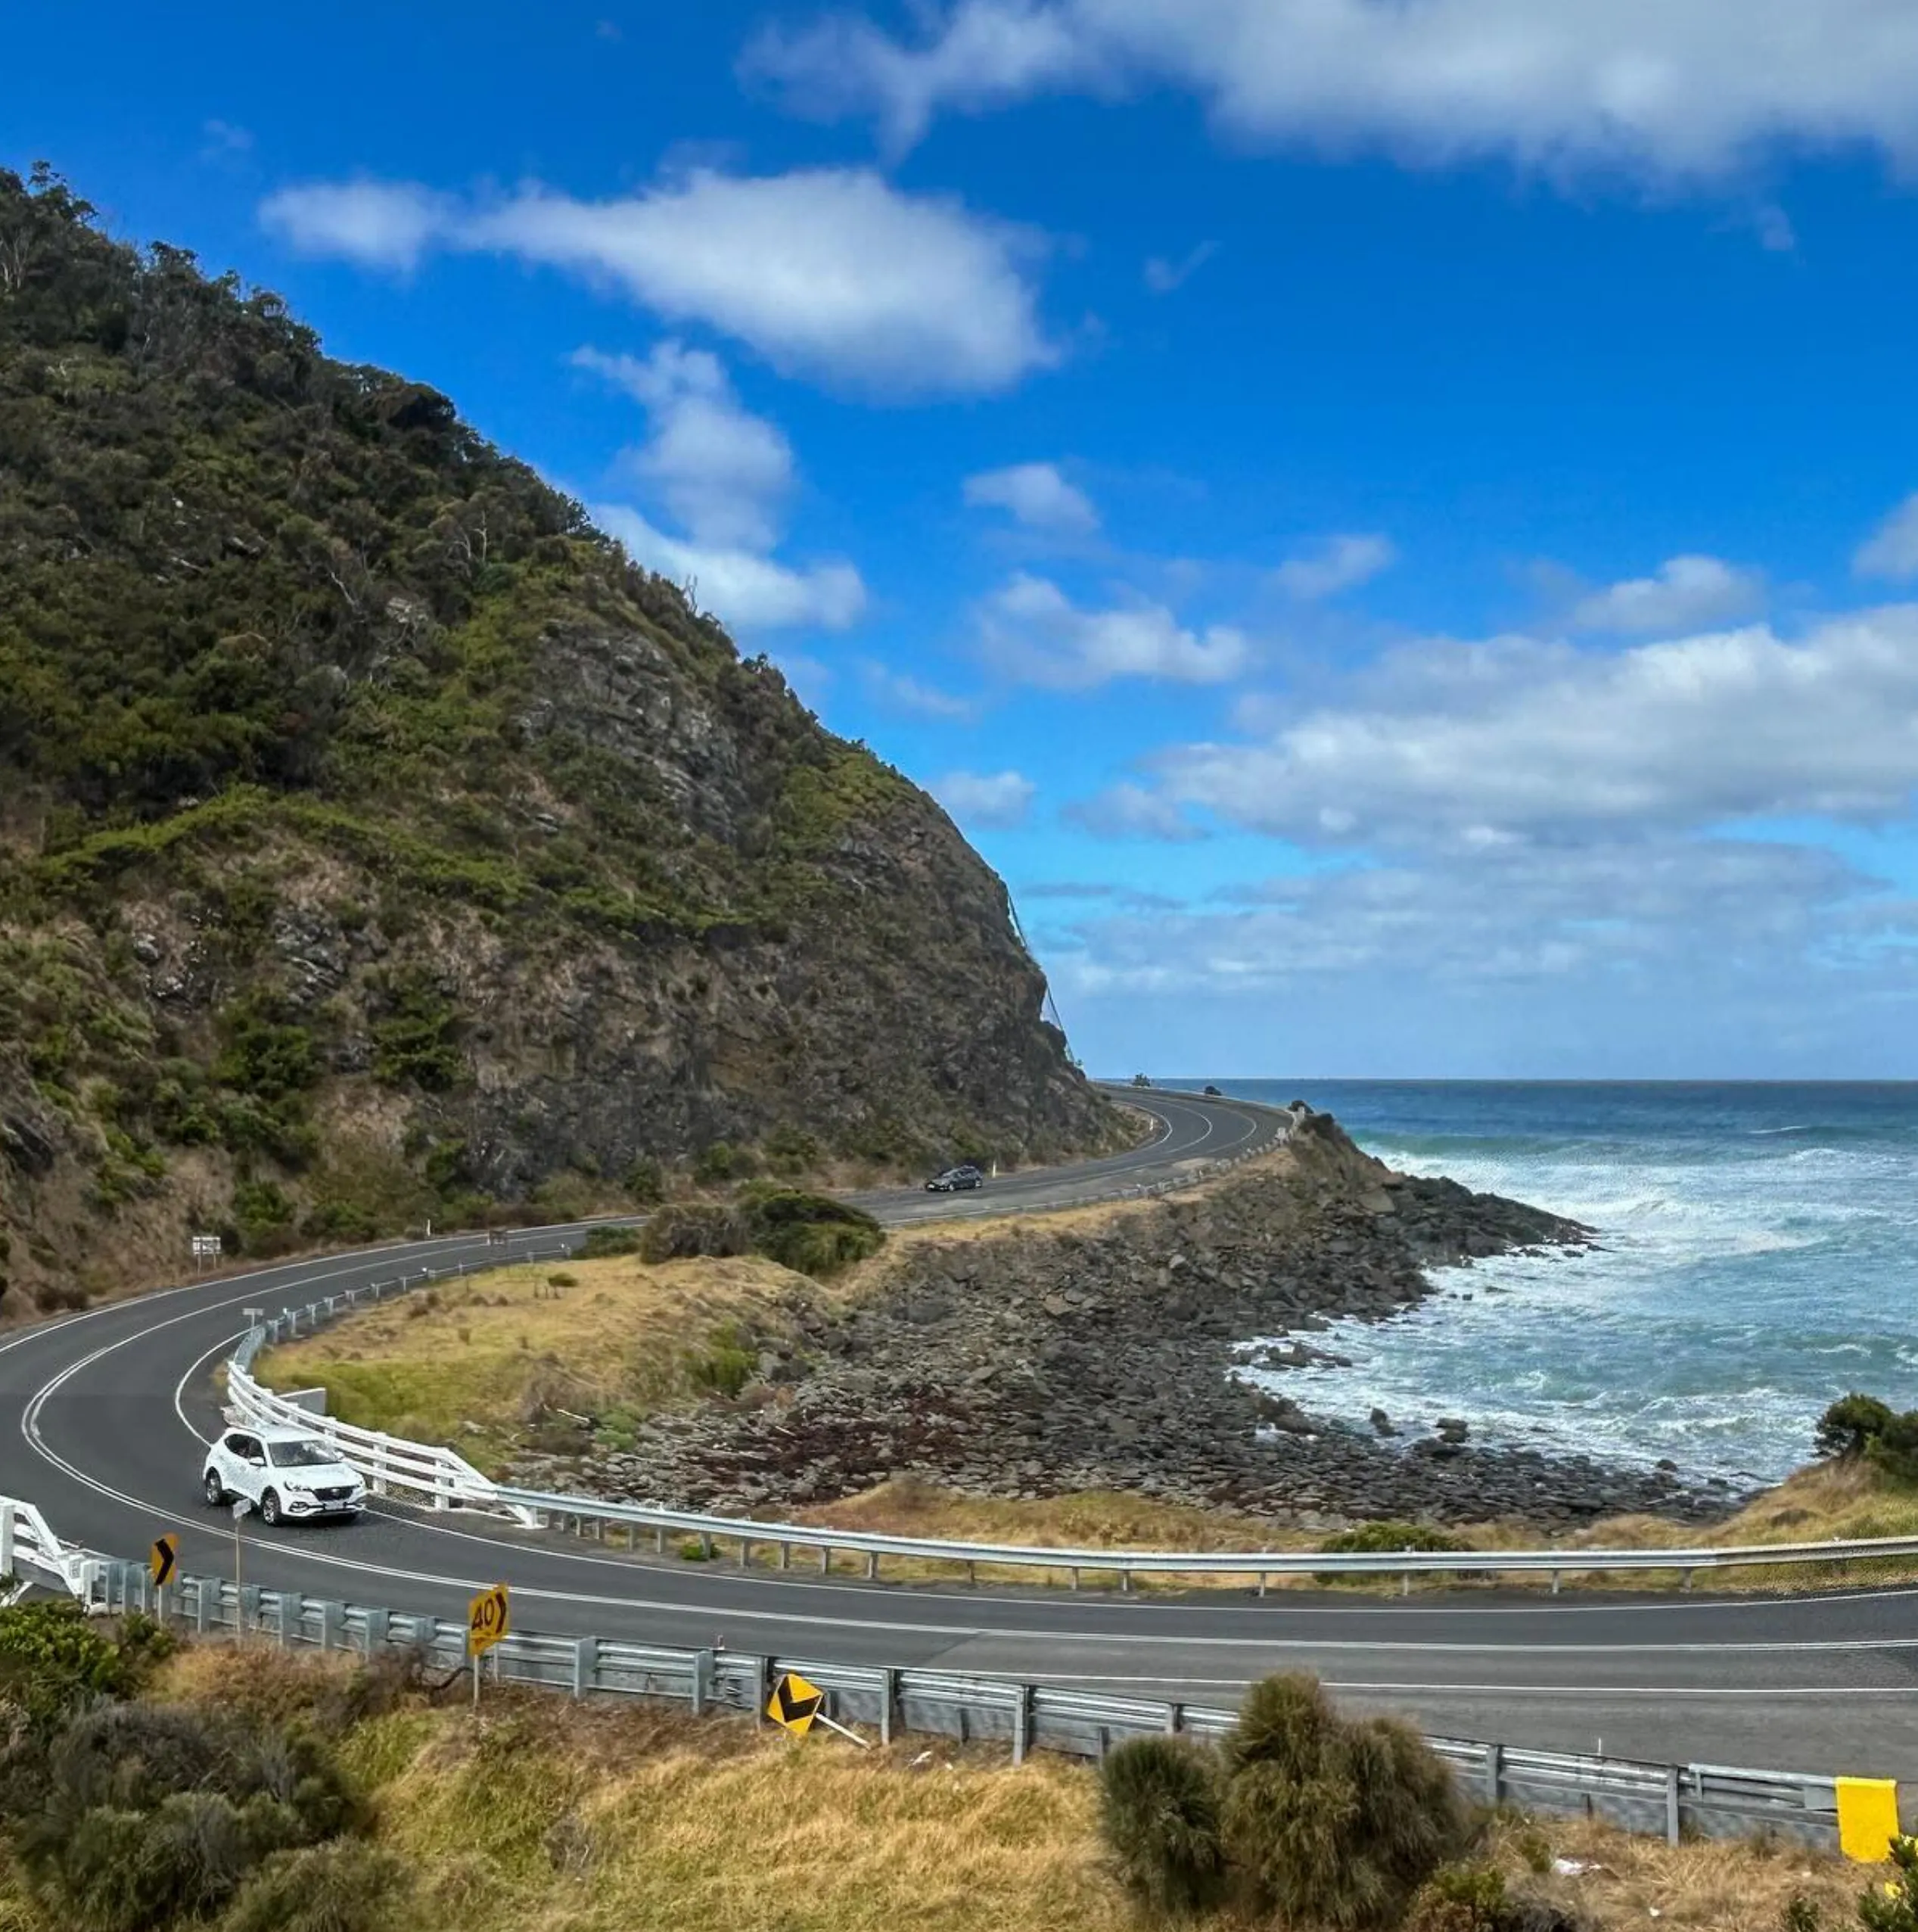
left=1681, top=1569, right=1696, bottom=1592
left=819, top=1545, right=831, bottom=1574
left=363, top=1606, right=389, bottom=1657
left=1551, top=1570, right=1562, bottom=1595
left=866, top=1552, right=879, bottom=1582
left=240, top=1585, right=262, bottom=1635
left=738, top=1538, right=751, bottom=1570
left=1012, top=1682, right=1031, bottom=1766
left=778, top=1543, right=791, bottom=1570
left=879, top=1668, right=897, bottom=1746
left=275, top=1594, right=290, bottom=1647
left=1121, top=1569, right=1132, bottom=1594
left=1486, top=1743, right=1502, bottom=1807
left=194, top=1576, right=210, bottom=1634
left=1665, top=1765, right=1682, bottom=1845
left=1165, top=1703, right=1183, bottom=1735
left=321, top=1601, right=343, bottom=1653
left=692, top=1648, right=713, bottom=1716
left=572, top=1636, right=596, bottom=1699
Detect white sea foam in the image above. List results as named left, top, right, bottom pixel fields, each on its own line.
left=1228, top=1085, right=1918, bottom=1483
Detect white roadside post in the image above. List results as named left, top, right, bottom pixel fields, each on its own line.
left=232, top=1496, right=253, bottom=1612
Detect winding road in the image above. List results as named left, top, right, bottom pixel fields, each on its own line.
left=5, top=1087, right=1913, bottom=1778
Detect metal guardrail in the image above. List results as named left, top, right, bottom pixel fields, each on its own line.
left=229, top=1277, right=1918, bottom=1591
left=61, top=1554, right=1846, bottom=1851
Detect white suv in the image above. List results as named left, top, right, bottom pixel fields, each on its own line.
left=203, top=1427, right=366, bottom=1526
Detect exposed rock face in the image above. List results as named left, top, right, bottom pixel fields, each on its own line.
left=522, top=1112, right=1730, bottom=1530
left=0, top=168, right=1118, bottom=1310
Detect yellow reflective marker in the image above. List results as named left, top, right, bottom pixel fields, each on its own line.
left=1836, top=1777, right=1901, bottom=1863
left=148, top=1534, right=179, bottom=1589
left=766, top=1670, right=825, bottom=1736
left=467, top=1583, right=510, bottom=1658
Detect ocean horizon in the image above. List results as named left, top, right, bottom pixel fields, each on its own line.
left=1154, top=1078, right=1918, bottom=1486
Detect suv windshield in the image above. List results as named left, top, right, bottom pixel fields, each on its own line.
left=266, top=1439, right=337, bottom=1469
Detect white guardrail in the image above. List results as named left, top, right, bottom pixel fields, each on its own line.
left=2, top=1548, right=1845, bottom=1851
left=226, top=1258, right=1918, bottom=1594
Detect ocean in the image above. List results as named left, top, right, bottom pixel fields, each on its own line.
left=1176, top=1080, right=1918, bottom=1485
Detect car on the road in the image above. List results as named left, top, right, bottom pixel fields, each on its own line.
left=203, top=1426, right=366, bottom=1526
left=925, top=1163, right=984, bottom=1192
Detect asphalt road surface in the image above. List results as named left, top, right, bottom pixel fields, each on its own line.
left=6, top=1087, right=1913, bottom=1777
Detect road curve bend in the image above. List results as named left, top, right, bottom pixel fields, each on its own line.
left=4, top=1087, right=1913, bottom=1778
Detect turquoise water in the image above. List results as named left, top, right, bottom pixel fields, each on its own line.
left=1173, top=1081, right=1918, bottom=1482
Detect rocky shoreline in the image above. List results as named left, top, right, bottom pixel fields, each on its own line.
left=512, top=1109, right=1738, bottom=1532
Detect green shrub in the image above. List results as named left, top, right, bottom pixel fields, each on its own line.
left=221, top=1839, right=412, bottom=1932
left=232, top=1180, right=297, bottom=1253
left=300, top=1201, right=381, bottom=1245
left=686, top=1324, right=757, bottom=1397
left=1098, top=1735, right=1228, bottom=1918
left=16, top=1702, right=361, bottom=1932
left=0, top=1601, right=140, bottom=1725
left=1817, top=1394, right=1895, bottom=1461
left=1405, top=1862, right=1512, bottom=1932
left=638, top=1203, right=750, bottom=1265
left=623, top=1156, right=665, bottom=1204
left=1783, top=1895, right=1823, bottom=1932
left=1221, top=1673, right=1468, bottom=1931
left=1316, top=1518, right=1460, bottom=1585
left=693, top=1140, right=751, bottom=1184
left=736, top=1187, right=884, bottom=1280
left=1861, top=1835, right=1918, bottom=1931
left=577, top=1224, right=643, bottom=1260
left=1872, top=1414, right=1918, bottom=1487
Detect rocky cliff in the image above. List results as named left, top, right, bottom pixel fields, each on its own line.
left=0, top=166, right=1119, bottom=1310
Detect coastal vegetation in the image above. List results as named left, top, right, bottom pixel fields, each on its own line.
left=0, top=1618, right=1882, bottom=1932
left=0, top=163, right=1115, bottom=1313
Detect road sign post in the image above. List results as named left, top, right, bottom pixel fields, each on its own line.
left=766, top=1670, right=870, bottom=1748
left=231, top=1497, right=252, bottom=1610
left=467, top=1583, right=510, bottom=1710
left=149, top=1533, right=178, bottom=1619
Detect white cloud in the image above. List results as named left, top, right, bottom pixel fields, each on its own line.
left=750, top=1, right=1918, bottom=185
left=263, top=167, right=1054, bottom=396
left=1568, top=553, right=1764, bottom=633
left=595, top=505, right=866, bottom=631
left=1855, top=493, right=1918, bottom=580
left=201, top=119, right=253, bottom=158
left=933, top=768, right=1038, bottom=826
left=1273, top=533, right=1397, bottom=601
left=1049, top=835, right=1902, bottom=1000
left=260, top=180, right=451, bottom=272
left=1143, top=240, right=1217, bottom=293
left=860, top=663, right=981, bottom=719
left=575, top=342, right=793, bottom=550
left=1136, top=607, right=1918, bottom=848
left=1064, top=781, right=1207, bottom=842
left=964, top=461, right=1099, bottom=534
left=979, top=573, right=1249, bottom=689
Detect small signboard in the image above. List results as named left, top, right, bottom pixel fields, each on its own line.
left=766, top=1670, right=825, bottom=1736
left=148, top=1533, right=179, bottom=1588
left=467, top=1583, right=511, bottom=1658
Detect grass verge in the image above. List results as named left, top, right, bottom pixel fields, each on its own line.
left=256, top=1254, right=825, bottom=1472
left=34, top=1645, right=1875, bottom=1932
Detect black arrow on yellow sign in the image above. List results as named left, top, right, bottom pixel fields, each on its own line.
left=766, top=1670, right=826, bottom=1735
left=148, top=1534, right=179, bottom=1590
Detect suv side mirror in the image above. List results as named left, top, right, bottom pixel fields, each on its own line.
left=247, top=1452, right=268, bottom=1467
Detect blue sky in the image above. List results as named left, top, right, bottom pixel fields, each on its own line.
left=14, top=2, right=1918, bottom=1078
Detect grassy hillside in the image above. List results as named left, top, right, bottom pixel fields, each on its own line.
left=0, top=165, right=1119, bottom=1311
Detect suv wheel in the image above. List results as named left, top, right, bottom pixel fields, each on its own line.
left=260, top=1489, right=281, bottom=1527
left=204, top=1469, right=225, bottom=1507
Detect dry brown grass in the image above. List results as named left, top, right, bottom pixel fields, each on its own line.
left=1478, top=1811, right=1864, bottom=1932
left=257, top=1253, right=824, bottom=1472
left=1, top=1644, right=1882, bottom=1932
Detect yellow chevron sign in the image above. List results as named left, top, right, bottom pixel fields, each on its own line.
left=766, top=1670, right=826, bottom=1735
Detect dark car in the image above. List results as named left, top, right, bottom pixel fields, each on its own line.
left=925, top=1164, right=984, bottom=1192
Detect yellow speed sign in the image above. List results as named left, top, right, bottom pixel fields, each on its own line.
left=467, top=1582, right=511, bottom=1657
